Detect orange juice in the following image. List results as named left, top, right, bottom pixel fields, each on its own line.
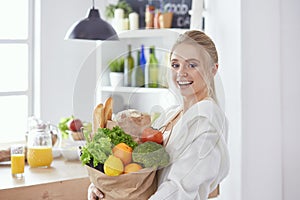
left=27, top=147, right=53, bottom=167
left=11, top=154, right=25, bottom=174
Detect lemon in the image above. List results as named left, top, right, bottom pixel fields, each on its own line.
left=104, top=155, right=124, bottom=176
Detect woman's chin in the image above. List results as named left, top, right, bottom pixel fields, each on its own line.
left=178, top=86, right=194, bottom=96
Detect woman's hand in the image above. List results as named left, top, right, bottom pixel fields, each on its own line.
left=88, top=183, right=104, bottom=200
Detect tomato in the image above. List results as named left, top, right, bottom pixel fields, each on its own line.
left=140, top=127, right=163, bottom=144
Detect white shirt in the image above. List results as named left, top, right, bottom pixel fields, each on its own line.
left=149, top=99, right=230, bottom=200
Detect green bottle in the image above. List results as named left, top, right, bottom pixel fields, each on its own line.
left=131, top=50, right=144, bottom=87
left=124, top=44, right=134, bottom=86
left=147, top=46, right=159, bottom=88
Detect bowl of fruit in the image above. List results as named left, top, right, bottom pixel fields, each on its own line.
left=58, top=116, right=92, bottom=141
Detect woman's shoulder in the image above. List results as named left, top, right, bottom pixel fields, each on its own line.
left=164, top=104, right=182, bottom=115
left=152, top=105, right=182, bottom=128
left=187, top=99, right=224, bottom=118
left=184, top=99, right=227, bottom=133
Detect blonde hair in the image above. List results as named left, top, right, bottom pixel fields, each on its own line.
left=170, top=30, right=219, bottom=102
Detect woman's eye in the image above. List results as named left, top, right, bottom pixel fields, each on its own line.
left=171, top=63, right=180, bottom=68
left=189, top=63, right=197, bottom=68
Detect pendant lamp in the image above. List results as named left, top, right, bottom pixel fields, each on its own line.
left=66, top=0, right=118, bottom=40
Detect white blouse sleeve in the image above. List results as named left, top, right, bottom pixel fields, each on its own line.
left=149, top=116, right=226, bottom=200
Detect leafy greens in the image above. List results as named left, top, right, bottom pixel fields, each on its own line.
left=80, top=129, right=112, bottom=167
left=100, top=126, right=138, bottom=149
left=80, top=126, right=138, bottom=167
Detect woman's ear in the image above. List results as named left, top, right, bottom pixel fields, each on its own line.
left=212, top=63, right=219, bottom=75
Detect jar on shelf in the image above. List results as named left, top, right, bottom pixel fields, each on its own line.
left=145, top=4, right=155, bottom=29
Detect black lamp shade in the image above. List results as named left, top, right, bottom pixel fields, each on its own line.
left=67, top=8, right=118, bottom=40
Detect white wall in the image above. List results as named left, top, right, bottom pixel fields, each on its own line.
left=206, top=0, right=300, bottom=199
left=241, top=0, right=283, bottom=199
left=40, top=0, right=99, bottom=123
left=280, top=0, right=300, bottom=199
left=204, top=0, right=241, bottom=199
left=241, top=0, right=300, bottom=199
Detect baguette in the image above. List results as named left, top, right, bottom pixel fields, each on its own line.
left=93, top=103, right=105, bottom=133
left=92, top=97, right=114, bottom=134
left=104, top=97, right=113, bottom=127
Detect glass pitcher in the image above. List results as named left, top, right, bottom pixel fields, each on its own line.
left=26, top=117, right=58, bottom=168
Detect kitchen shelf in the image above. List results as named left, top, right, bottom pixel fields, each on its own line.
left=117, top=28, right=188, bottom=39
left=100, top=86, right=171, bottom=94
left=95, top=28, right=183, bottom=113
left=96, top=29, right=187, bottom=45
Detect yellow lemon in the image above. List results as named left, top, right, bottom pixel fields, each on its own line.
left=104, top=155, right=124, bottom=176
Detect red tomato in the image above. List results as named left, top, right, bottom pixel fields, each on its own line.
left=141, top=127, right=163, bottom=144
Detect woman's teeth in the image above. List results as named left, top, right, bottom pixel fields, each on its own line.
left=177, top=81, right=193, bottom=86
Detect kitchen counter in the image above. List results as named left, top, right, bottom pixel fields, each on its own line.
left=0, top=157, right=90, bottom=199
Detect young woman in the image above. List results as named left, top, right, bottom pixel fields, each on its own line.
left=89, top=30, right=230, bottom=200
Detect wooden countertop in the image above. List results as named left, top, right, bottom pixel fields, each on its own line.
left=0, top=157, right=91, bottom=199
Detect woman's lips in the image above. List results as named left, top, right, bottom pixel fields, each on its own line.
left=177, top=80, right=193, bottom=88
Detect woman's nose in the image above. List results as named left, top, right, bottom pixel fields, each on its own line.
left=177, top=65, right=188, bottom=77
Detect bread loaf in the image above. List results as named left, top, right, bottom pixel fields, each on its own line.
left=0, top=149, right=10, bottom=162
left=104, top=97, right=113, bottom=127
left=115, top=109, right=151, bottom=137
left=93, top=97, right=114, bottom=134
left=93, top=103, right=105, bottom=133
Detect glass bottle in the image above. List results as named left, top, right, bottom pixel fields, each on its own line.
left=159, top=52, right=170, bottom=88
left=124, top=44, right=134, bottom=86
left=146, top=46, right=159, bottom=88
left=140, top=45, right=147, bottom=86
left=131, top=50, right=144, bottom=87
left=140, top=45, right=147, bottom=72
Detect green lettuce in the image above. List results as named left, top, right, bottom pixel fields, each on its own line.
left=100, top=126, right=138, bottom=149
left=80, top=129, right=112, bottom=167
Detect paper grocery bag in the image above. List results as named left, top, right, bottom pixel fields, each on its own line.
left=86, top=165, right=157, bottom=200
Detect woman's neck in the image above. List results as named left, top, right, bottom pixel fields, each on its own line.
left=182, top=88, right=210, bottom=113
left=182, top=94, right=211, bottom=113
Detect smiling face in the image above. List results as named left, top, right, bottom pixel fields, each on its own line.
left=170, top=42, right=214, bottom=103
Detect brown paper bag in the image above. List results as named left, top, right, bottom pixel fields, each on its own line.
left=86, top=165, right=157, bottom=200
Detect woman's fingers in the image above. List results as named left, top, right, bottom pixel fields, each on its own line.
left=88, top=183, right=103, bottom=200
left=88, top=183, right=104, bottom=200
left=90, top=192, right=98, bottom=200
left=92, top=187, right=104, bottom=199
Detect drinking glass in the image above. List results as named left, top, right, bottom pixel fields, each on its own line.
left=11, top=144, right=25, bottom=178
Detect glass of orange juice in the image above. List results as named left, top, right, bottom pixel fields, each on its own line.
left=11, top=144, right=25, bottom=178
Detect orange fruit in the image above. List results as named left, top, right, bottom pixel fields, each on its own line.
left=112, top=143, right=133, bottom=165
left=124, top=163, right=143, bottom=174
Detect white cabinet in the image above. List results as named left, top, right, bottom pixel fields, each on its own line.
left=95, top=29, right=187, bottom=114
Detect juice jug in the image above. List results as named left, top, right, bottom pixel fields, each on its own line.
left=26, top=118, right=54, bottom=168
